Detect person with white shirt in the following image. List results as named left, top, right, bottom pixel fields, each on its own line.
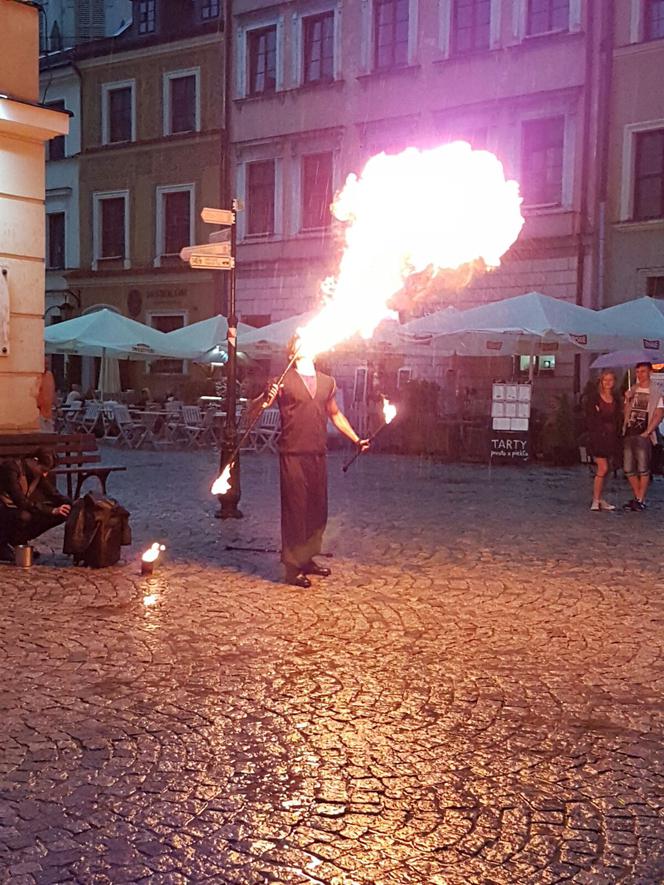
left=266, top=336, right=369, bottom=587
left=622, top=362, right=664, bottom=511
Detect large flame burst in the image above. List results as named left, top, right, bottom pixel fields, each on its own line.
left=296, top=142, right=524, bottom=359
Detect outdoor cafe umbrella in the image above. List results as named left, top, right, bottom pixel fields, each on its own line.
left=239, top=310, right=444, bottom=359
left=165, top=315, right=254, bottom=364
left=44, top=308, right=197, bottom=361
left=598, top=297, right=664, bottom=350
left=400, top=291, right=627, bottom=356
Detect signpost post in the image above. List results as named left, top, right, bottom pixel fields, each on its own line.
left=181, top=203, right=243, bottom=519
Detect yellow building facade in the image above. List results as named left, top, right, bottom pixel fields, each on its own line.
left=0, top=0, right=68, bottom=432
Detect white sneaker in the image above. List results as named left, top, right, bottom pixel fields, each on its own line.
left=590, top=500, right=600, bottom=511
left=599, top=500, right=616, bottom=511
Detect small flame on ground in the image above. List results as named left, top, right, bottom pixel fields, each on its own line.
left=295, top=142, right=524, bottom=359
left=142, top=542, right=165, bottom=563
left=382, top=398, right=397, bottom=424
left=211, top=463, right=232, bottom=495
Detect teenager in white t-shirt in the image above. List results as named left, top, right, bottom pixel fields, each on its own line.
left=622, top=362, right=664, bottom=511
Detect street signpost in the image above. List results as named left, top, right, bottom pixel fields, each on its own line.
left=180, top=201, right=243, bottom=518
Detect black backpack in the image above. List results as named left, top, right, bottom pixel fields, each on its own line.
left=64, top=493, right=131, bottom=568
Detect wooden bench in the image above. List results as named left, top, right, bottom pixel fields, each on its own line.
left=0, top=432, right=126, bottom=499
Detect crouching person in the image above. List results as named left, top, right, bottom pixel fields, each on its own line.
left=0, top=449, right=71, bottom=562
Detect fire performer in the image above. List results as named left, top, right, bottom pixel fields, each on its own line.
left=265, top=336, right=369, bottom=588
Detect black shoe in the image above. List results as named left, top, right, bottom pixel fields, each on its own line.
left=0, top=543, right=15, bottom=563
left=303, top=560, right=331, bottom=578
left=286, top=573, right=311, bottom=589
left=623, top=499, right=640, bottom=511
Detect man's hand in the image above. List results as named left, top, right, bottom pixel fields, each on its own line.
left=357, top=438, right=370, bottom=452
left=53, top=504, right=71, bottom=517
left=264, top=382, right=281, bottom=407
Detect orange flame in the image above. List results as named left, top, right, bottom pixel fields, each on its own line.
left=142, top=542, right=165, bottom=563
left=211, top=463, right=232, bottom=495
left=382, top=398, right=397, bottom=424
left=295, top=142, right=523, bottom=359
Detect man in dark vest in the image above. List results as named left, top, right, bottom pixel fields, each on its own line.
left=266, top=337, right=369, bottom=587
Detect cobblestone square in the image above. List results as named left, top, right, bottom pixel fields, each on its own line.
left=1, top=448, right=663, bottom=884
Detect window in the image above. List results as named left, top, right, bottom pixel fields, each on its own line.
left=646, top=0, right=664, bottom=40
left=165, top=71, right=199, bottom=135
left=47, top=213, right=65, bottom=269
left=648, top=276, right=664, bottom=297
left=138, top=0, right=156, bottom=34
left=93, top=192, right=128, bottom=265
left=527, top=0, right=569, bottom=36
left=452, top=0, right=490, bottom=54
left=303, top=12, right=335, bottom=84
left=149, top=313, right=185, bottom=374
left=157, top=187, right=193, bottom=257
left=200, top=0, right=220, bottom=20
left=103, top=83, right=134, bottom=144
left=46, top=101, right=66, bottom=160
left=248, top=26, right=277, bottom=95
left=246, top=161, right=275, bottom=235
left=521, top=117, right=565, bottom=206
left=374, top=0, right=409, bottom=69
left=301, top=153, right=333, bottom=230
left=518, top=354, right=556, bottom=375
left=634, top=129, right=664, bottom=220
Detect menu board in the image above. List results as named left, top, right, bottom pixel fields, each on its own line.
left=490, top=382, right=531, bottom=463
left=491, top=383, right=530, bottom=431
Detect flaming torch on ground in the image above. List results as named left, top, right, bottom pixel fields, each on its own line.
left=211, top=141, right=524, bottom=496
left=342, top=397, right=397, bottom=473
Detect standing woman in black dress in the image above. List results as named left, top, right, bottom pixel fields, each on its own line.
left=585, top=369, right=622, bottom=511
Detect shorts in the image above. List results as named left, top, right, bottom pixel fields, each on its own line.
left=623, top=434, right=652, bottom=477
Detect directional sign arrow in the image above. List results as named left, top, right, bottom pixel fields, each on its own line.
left=180, top=241, right=231, bottom=261
left=189, top=254, right=235, bottom=270
left=201, top=207, right=235, bottom=226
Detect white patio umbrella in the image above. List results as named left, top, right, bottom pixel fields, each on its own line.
left=239, top=310, right=450, bottom=359
left=239, top=311, right=318, bottom=357
left=44, top=309, right=198, bottom=360
left=164, top=315, right=254, bottom=364
left=400, top=291, right=625, bottom=355
left=598, top=297, right=664, bottom=350
left=97, top=355, right=121, bottom=397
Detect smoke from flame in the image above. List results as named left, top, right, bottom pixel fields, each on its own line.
left=211, top=463, right=232, bottom=495
left=296, top=142, right=523, bottom=358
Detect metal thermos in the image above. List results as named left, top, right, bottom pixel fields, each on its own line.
left=14, top=545, right=33, bottom=568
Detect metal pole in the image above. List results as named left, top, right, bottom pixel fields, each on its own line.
left=217, top=201, right=242, bottom=518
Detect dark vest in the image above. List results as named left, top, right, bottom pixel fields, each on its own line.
left=277, top=369, right=336, bottom=454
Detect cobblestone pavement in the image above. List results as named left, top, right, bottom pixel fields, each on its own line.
left=1, top=447, right=664, bottom=885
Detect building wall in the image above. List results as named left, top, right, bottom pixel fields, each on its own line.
left=0, top=0, right=68, bottom=432
left=605, top=0, right=664, bottom=305
left=69, top=26, right=225, bottom=397
left=230, top=0, right=599, bottom=399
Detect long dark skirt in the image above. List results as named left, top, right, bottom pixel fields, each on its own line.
left=279, top=454, right=327, bottom=569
